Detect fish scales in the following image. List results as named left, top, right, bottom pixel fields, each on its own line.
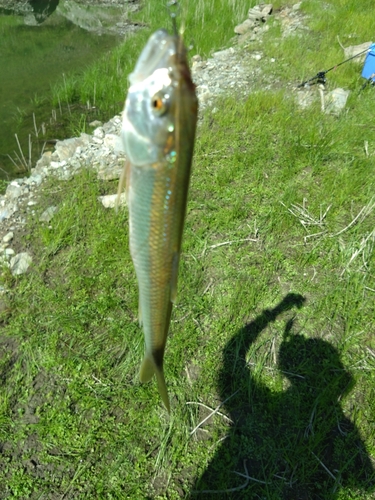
left=120, top=29, right=198, bottom=411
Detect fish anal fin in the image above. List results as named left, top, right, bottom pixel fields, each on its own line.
left=170, top=252, right=180, bottom=303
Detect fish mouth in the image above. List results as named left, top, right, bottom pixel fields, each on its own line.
left=129, top=30, right=178, bottom=86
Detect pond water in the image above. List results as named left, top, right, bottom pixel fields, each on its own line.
left=0, top=1, right=127, bottom=179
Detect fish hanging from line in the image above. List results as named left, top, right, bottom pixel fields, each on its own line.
left=118, top=28, right=198, bottom=412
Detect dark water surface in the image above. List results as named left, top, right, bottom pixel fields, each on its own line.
left=0, top=6, right=122, bottom=179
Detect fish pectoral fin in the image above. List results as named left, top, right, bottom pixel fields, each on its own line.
left=170, top=252, right=180, bottom=303
left=139, top=354, right=170, bottom=413
left=116, top=159, right=131, bottom=212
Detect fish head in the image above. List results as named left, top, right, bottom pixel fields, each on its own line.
left=122, top=29, right=193, bottom=167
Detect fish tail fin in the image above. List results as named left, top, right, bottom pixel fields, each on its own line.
left=139, top=354, right=155, bottom=382
left=155, top=366, right=170, bottom=413
left=139, top=354, right=170, bottom=413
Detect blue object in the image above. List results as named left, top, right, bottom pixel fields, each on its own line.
left=362, top=43, right=375, bottom=81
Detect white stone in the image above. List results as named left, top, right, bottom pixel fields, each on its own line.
left=93, top=127, right=105, bottom=138
left=92, top=137, right=103, bottom=145
left=39, top=206, right=58, bottom=222
left=5, top=184, right=23, bottom=200
left=10, top=252, right=32, bottom=275
left=89, top=120, right=102, bottom=127
left=98, top=193, right=126, bottom=209
left=2, top=232, right=14, bottom=243
left=104, top=134, right=120, bottom=151
left=324, top=88, right=350, bottom=114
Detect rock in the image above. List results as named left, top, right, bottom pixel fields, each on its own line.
left=97, top=164, right=124, bottom=181
left=26, top=173, right=43, bottom=186
left=10, top=252, right=32, bottom=276
left=261, top=4, right=273, bottom=16
left=98, top=194, right=126, bottom=209
left=93, top=127, right=105, bottom=139
left=92, top=137, right=103, bottom=145
left=344, top=41, right=372, bottom=63
left=5, top=183, right=23, bottom=200
left=248, top=4, right=273, bottom=21
left=296, top=89, right=317, bottom=109
left=2, top=232, right=14, bottom=243
left=35, top=151, right=52, bottom=171
left=55, top=135, right=90, bottom=161
left=5, top=248, right=15, bottom=258
left=89, top=120, right=103, bottom=127
left=103, top=134, right=123, bottom=153
left=57, top=1, right=104, bottom=32
left=39, top=206, right=58, bottom=222
left=0, top=204, right=18, bottom=221
left=234, top=19, right=255, bottom=35
left=324, top=88, right=350, bottom=114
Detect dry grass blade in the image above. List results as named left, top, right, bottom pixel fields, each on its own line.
left=186, top=401, right=233, bottom=423
left=311, top=452, right=338, bottom=482
left=280, top=199, right=331, bottom=233
left=209, top=237, right=258, bottom=249
left=14, top=133, right=28, bottom=170
left=332, top=195, right=375, bottom=237
left=190, top=390, right=239, bottom=435
left=192, top=460, right=268, bottom=494
left=341, top=228, right=375, bottom=276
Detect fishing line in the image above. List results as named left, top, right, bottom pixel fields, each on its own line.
left=166, top=0, right=180, bottom=36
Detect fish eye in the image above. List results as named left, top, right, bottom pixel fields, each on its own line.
left=151, top=93, right=168, bottom=116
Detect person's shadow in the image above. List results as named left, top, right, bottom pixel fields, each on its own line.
left=191, top=293, right=374, bottom=499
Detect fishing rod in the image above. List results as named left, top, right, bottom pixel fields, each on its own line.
left=297, top=47, right=370, bottom=88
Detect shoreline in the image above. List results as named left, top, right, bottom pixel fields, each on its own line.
left=0, top=2, right=308, bottom=275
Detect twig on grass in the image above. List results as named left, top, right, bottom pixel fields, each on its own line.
left=192, top=459, right=268, bottom=494
left=364, top=140, right=369, bottom=157
left=209, top=237, right=258, bottom=250
left=311, top=452, right=338, bottom=482
left=190, top=390, right=239, bottom=436
left=186, top=401, right=233, bottom=423
left=15, top=133, right=28, bottom=170
left=280, top=199, right=331, bottom=233
left=203, top=279, right=214, bottom=295
left=336, top=35, right=346, bottom=51
left=28, top=134, right=32, bottom=170
left=332, top=196, right=375, bottom=237
left=341, top=228, right=375, bottom=276
left=6, top=154, right=19, bottom=170
left=32, top=113, right=38, bottom=137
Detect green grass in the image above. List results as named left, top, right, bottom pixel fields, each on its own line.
left=1, top=0, right=375, bottom=498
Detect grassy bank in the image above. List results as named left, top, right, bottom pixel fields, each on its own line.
left=1, top=0, right=375, bottom=498
left=50, top=0, right=251, bottom=125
